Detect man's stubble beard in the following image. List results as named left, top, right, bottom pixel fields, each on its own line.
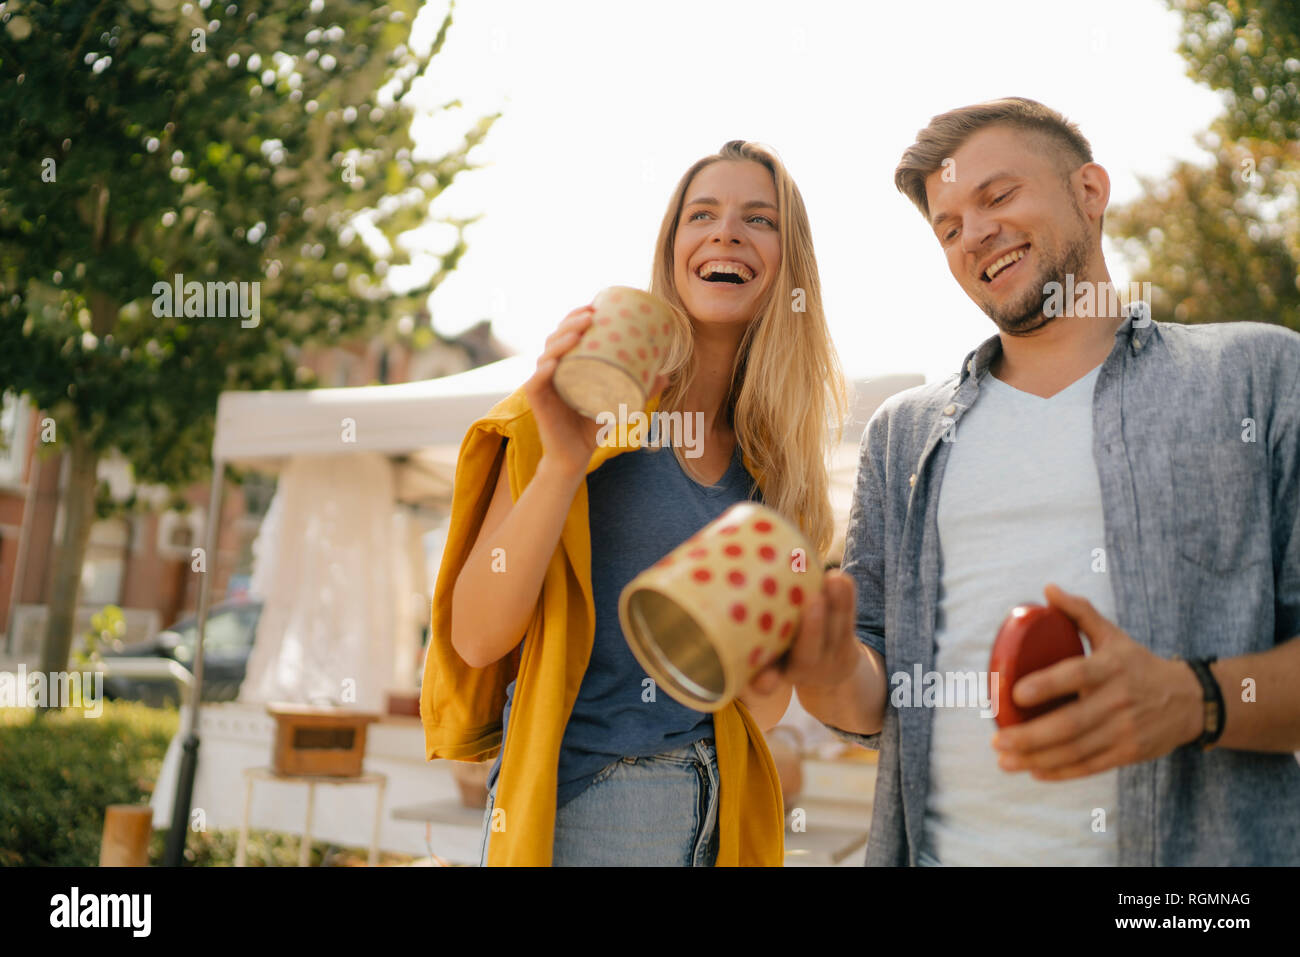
left=980, top=215, right=1092, bottom=337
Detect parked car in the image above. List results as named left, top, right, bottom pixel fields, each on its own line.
left=101, top=599, right=263, bottom=706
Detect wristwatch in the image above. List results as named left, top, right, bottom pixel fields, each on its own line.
left=1182, top=657, right=1226, bottom=750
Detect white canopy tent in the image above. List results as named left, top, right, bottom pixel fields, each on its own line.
left=212, top=354, right=536, bottom=504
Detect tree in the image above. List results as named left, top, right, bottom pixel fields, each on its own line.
left=0, top=0, right=496, bottom=683
left=1108, top=0, right=1300, bottom=331
left=1107, top=137, right=1300, bottom=330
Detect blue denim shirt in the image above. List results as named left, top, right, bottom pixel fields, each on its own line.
left=832, top=305, right=1300, bottom=865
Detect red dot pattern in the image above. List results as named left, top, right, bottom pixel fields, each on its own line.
left=567, top=293, right=669, bottom=386
left=658, top=508, right=811, bottom=680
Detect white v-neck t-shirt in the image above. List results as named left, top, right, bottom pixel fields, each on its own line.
left=922, top=363, right=1120, bottom=865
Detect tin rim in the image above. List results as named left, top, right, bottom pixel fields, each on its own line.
left=619, top=585, right=731, bottom=712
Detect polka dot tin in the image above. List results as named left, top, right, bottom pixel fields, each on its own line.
left=553, top=286, right=674, bottom=420
left=618, top=502, right=824, bottom=712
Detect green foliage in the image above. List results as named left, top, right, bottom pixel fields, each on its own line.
left=155, top=826, right=417, bottom=866
left=0, top=700, right=177, bottom=866
left=1171, top=0, right=1300, bottom=142
left=0, top=700, right=417, bottom=866
left=73, top=603, right=128, bottom=668
left=1108, top=136, right=1300, bottom=330
left=0, top=0, right=497, bottom=491
left=1110, top=1, right=1300, bottom=330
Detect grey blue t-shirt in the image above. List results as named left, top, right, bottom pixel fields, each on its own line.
left=487, top=441, right=758, bottom=808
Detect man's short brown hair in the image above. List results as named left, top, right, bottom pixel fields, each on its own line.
left=895, top=97, right=1094, bottom=220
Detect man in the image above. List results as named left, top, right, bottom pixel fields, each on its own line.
left=760, top=97, right=1300, bottom=865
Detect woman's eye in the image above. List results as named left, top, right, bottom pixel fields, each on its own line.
left=687, top=210, right=709, bottom=221
left=749, top=215, right=775, bottom=227
left=991, top=190, right=1012, bottom=205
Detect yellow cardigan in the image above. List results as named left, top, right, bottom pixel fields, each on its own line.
left=419, top=387, right=785, bottom=866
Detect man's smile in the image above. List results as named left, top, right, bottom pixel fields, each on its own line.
left=980, top=243, right=1031, bottom=285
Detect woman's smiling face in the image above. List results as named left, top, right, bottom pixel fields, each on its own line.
left=672, top=159, right=782, bottom=328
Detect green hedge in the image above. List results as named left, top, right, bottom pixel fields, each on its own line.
left=0, top=701, right=177, bottom=867
left=0, top=702, right=416, bottom=866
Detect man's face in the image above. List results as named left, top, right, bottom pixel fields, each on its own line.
left=924, top=125, right=1093, bottom=336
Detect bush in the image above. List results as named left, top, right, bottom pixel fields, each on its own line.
left=0, top=700, right=177, bottom=866
left=0, top=701, right=416, bottom=866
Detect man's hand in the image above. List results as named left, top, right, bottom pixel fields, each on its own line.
left=747, top=570, right=886, bottom=738
left=749, top=570, right=860, bottom=694
left=991, top=584, right=1204, bottom=780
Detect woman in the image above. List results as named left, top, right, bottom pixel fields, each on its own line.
left=421, top=140, right=846, bottom=866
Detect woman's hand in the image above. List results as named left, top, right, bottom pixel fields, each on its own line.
left=524, top=306, right=604, bottom=478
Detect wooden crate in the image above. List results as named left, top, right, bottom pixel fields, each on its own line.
left=266, top=704, right=380, bottom=777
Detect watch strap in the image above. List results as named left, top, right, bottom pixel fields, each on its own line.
left=1184, top=656, right=1225, bottom=750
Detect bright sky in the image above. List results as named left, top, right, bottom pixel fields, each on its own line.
left=397, top=0, right=1223, bottom=384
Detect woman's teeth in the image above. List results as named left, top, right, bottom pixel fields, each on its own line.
left=697, top=261, right=753, bottom=283
left=984, top=247, right=1027, bottom=281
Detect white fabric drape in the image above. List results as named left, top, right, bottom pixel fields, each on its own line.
left=240, top=452, right=401, bottom=710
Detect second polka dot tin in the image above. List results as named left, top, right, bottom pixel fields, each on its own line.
left=618, top=502, right=824, bottom=712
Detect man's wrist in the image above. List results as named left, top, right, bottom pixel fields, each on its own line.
left=1175, top=656, right=1227, bottom=749
left=794, top=654, right=867, bottom=726
left=1174, top=658, right=1206, bottom=746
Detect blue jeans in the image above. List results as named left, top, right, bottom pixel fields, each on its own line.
left=478, top=739, right=719, bottom=866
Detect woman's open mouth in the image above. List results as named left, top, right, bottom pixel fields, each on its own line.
left=696, top=260, right=755, bottom=285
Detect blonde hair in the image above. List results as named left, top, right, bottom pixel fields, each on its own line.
left=648, top=141, right=846, bottom=557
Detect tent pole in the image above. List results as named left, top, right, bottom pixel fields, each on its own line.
left=163, top=460, right=224, bottom=867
